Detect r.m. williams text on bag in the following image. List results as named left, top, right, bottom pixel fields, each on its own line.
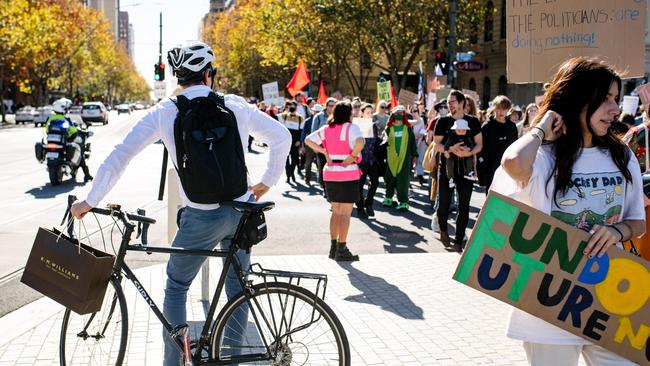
left=21, top=227, right=115, bottom=315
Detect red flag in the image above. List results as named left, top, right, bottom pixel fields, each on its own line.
left=286, top=60, right=310, bottom=97
left=317, top=81, right=328, bottom=105
left=390, top=84, right=398, bottom=108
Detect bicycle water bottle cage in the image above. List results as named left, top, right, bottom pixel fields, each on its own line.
left=170, top=323, right=194, bottom=366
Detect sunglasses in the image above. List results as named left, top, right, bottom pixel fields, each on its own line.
left=379, top=106, right=387, bottom=109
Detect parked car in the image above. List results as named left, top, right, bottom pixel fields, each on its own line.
left=116, top=104, right=131, bottom=115
left=133, top=103, right=145, bottom=110
left=15, top=106, right=37, bottom=124
left=33, top=105, right=55, bottom=127
left=81, top=102, right=109, bottom=125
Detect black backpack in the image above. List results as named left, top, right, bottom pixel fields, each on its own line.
left=171, top=92, right=248, bottom=204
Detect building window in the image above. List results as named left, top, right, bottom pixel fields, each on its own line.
left=484, top=1, right=494, bottom=42
left=500, top=0, right=506, bottom=39
left=483, top=77, right=491, bottom=108
left=469, top=78, right=477, bottom=91
left=498, top=75, right=508, bottom=95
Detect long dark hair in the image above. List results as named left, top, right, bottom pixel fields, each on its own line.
left=327, top=101, right=352, bottom=126
left=534, top=57, right=631, bottom=205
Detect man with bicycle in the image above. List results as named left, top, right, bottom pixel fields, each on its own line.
left=70, top=41, right=291, bottom=366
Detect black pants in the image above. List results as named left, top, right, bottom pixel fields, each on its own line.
left=303, top=145, right=317, bottom=182
left=437, top=165, right=474, bottom=244
left=357, top=163, right=380, bottom=208
left=285, top=143, right=300, bottom=179
left=316, top=154, right=326, bottom=187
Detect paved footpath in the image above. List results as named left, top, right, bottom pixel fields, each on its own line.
left=0, top=253, right=589, bottom=365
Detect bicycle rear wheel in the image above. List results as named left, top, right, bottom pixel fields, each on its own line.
left=59, top=277, right=128, bottom=366
left=210, top=282, right=350, bottom=365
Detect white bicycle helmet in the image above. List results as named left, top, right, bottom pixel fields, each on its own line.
left=167, top=41, right=215, bottom=84
left=52, top=99, right=70, bottom=114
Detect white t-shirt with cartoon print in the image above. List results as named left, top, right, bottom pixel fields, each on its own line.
left=491, top=144, right=645, bottom=345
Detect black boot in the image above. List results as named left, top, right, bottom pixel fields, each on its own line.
left=328, top=239, right=337, bottom=259
left=335, top=243, right=359, bottom=262
left=356, top=206, right=368, bottom=219
left=84, top=175, right=93, bottom=183
left=365, top=203, right=375, bottom=217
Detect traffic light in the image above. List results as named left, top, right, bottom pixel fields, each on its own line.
left=434, top=52, right=448, bottom=75
left=154, top=63, right=165, bottom=81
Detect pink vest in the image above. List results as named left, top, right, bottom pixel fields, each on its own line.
left=321, top=123, right=362, bottom=182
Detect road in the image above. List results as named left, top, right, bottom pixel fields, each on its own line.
left=0, top=108, right=484, bottom=316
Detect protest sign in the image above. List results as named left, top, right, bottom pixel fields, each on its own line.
left=262, top=81, right=284, bottom=107
left=398, top=89, right=418, bottom=108
left=377, top=81, right=391, bottom=102
left=622, top=96, right=640, bottom=116
left=352, top=117, right=375, bottom=138
left=436, top=88, right=452, bottom=102
left=506, top=1, right=647, bottom=83
left=637, top=84, right=650, bottom=109
left=454, top=192, right=650, bottom=365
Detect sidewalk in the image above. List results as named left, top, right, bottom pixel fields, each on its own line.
left=0, top=252, right=550, bottom=366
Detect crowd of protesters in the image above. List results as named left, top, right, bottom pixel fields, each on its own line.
left=244, top=58, right=650, bottom=268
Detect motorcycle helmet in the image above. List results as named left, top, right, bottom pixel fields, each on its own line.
left=167, top=41, right=215, bottom=85
left=52, top=99, right=70, bottom=114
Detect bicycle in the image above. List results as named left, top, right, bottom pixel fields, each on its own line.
left=59, top=195, right=350, bottom=365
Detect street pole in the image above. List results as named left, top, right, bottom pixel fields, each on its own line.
left=159, top=12, right=163, bottom=65
left=448, top=0, right=457, bottom=89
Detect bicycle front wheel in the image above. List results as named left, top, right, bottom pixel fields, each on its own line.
left=59, top=276, right=128, bottom=366
left=210, top=282, right=350, bottom=365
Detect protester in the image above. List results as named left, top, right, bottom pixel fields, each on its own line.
left=301, top=103, right=323, bottom=185
left=357, top=103, right=381, bottom=218
left=69, top=41, right=291, bottom=366
left=496, top=57, right=645, bottom=366
left=351, top=98, right=362, bottom=118
left=508, top=105, right=523, bottom=123
left=294, top=91, right=309, bottom=120
left=411, top=103, right=429, bottom=185
left=382, top=105, right=418, bottom=211
left=478, top=95, right=518, bottom=191
left=517, top=103, right=539, bottom=137
left=623, top=111, right=650, bottom=172
left=373, top=100, right=390, bottom=137
left=280, top=100, right=305, bottom=184
left=432, top=90, right=482, bottom=252
left=464, top=94, right=478, bottom=117
left=305, top=101, right=364, bottom=261
left=443, top=118, right=476, bottom=187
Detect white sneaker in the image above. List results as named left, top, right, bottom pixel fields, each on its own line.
left=431, top=217, right=440, bottom=233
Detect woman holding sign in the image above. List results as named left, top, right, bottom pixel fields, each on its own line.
left=496, top=57, right=646, bottom=365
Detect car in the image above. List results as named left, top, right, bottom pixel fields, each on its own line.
left=15, top=106, right=37, bottom=124
left=67, top=105, right=82, bottom=115
left=116, top=104, right=131, bottom=115
left=33, top=106, right=55, bottom=127
left=81, top=102, right=109, bottom=125
left=133, top=103, right=145, bottom=110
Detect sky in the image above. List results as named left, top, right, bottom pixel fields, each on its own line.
left=120, top=0, right=210, bottom=96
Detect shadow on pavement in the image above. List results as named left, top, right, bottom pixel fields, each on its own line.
left=363, top=219, right=427, bottom=254
left=338, top=262, right=424, bottom=320
left=25, top=179, right=86, bottom=199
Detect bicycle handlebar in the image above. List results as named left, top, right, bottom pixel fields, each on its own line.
left=67, top=195, right=156, bottom=225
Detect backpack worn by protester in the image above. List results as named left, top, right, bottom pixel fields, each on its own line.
left=171, top=92, right=248, bottom=203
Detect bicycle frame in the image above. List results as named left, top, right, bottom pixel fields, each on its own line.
left=110, top=219, right=273, bottom=365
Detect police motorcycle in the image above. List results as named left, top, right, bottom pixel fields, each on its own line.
left=34, top=99, right=93, bottom=185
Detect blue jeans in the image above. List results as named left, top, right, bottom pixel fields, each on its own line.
left=162, top=205, right=251, bottom=366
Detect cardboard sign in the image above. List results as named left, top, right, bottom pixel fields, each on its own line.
left=352, top=117, right=375, bottom=138
left=398, top=89, right=418, bottom=108
left=262, top=81, right=284, bottom=107
left=507, top=1, right=647, bottom=83
left=377, top=81, right=391, bottom=102
left=436, top=88, right=452, bottom=103
left=622, top=96, right=640, bottom=116
left=454, top=192, right=650, bottom=365
left=637, top=84, right=650, bottom=108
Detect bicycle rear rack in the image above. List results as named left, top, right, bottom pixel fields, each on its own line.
left=246, top=263, right=328, bottom=302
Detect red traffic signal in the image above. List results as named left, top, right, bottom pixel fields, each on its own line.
left=154, top=63, right=165, bottom=81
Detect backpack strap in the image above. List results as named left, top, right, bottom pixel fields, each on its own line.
left=207, top=91, right=226, bottom=107
left=170, top=95, right=190, bottom=114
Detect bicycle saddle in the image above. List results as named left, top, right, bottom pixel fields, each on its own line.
left=220, top=200, right=275, bottom=213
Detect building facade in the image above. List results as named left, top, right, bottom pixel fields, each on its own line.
left=118, top=11, right=134, bottom=58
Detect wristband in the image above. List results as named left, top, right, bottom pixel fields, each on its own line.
left=533, top=126, right=546, bottom=140
left=610, top=225, right=624, bottom=242
left=530, top=128, right=544, bottom=142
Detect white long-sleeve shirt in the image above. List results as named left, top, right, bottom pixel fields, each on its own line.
left=85, top=85, right=291, bottom=210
